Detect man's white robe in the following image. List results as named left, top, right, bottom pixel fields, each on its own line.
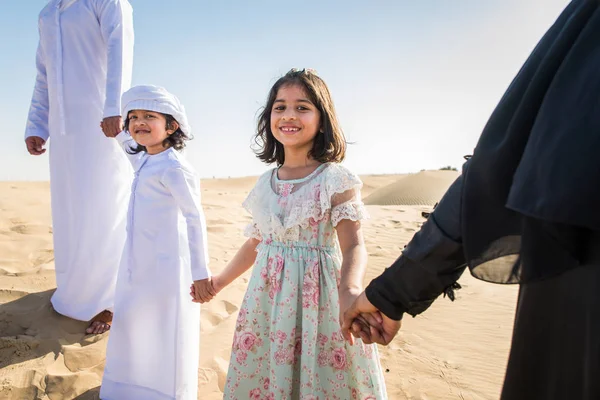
left=25, top=0, right=134, bottom=320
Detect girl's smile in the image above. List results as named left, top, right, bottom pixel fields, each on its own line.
left=270, top=84, right=321, bottom=148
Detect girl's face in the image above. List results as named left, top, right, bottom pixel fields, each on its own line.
left=127, top=110, right=176, bottom=154
left=270, top=84, right=321, bottom=154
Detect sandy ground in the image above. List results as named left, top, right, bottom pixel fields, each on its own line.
left=0, top=172, right=518, bottom=399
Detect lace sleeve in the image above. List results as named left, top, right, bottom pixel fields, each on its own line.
left=331, top=188, right=368, bottom=226
left=243, top=222, right=263, bottom=240
left=241, top=171, right=272, bottom=240
left=328, top=165, right=369, bottom=226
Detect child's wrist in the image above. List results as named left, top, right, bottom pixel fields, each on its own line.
left=339, top=284, right=362, bottom=295
left=213, top=274, right=225, bottom=292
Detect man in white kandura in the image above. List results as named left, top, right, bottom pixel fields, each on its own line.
left=24, top=0, right=135, bottom=334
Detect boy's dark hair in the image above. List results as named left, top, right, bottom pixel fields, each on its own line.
left=254, top=68, right=347, bottom=165
left=124, top=113, right=189, bottom=154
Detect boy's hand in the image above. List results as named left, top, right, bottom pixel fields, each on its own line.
left=190, top=277, right=217, bottom=303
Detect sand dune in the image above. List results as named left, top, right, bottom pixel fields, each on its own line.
left=0, top=176, right=517, bottom=400
left=364, top=170, right=459, bottom=206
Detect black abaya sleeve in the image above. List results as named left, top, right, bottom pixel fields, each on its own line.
left=365, top=161, right=469, bottom=320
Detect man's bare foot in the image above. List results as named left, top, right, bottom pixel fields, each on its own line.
left=86, top=310, right=113, bottom=334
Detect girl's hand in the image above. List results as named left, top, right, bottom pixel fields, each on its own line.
left=341, top=291, right=402, bottom=345
left=190, top=275, right=225, bottom=303
left=339, top=288, right=384, bottom=344
left=191, top=277, right=217, bottom=303
left=338, top=287, right=365, bottom=343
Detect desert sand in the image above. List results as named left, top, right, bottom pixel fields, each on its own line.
left=0, top=171, right=518, bottom=399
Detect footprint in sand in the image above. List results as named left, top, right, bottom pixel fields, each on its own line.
left=29, top=249, right=54, bottom=267
left=221, top=300, right=238, bottom=315
left=9, top=224, right=30, bottom=234
left=0, top=336, right=40, bottom=369
left=201, top=312, right=225, bottom=329
left=201, top=300, right=239, bottom=331
left=8, top=221, right=50, bottom=236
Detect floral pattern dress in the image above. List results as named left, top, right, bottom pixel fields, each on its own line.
left=224, top=163, right=387, bottom=400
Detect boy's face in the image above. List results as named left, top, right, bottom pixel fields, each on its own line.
left=127, top=110, right=176, bottom=154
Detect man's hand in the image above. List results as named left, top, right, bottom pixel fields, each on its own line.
left=25, top=136, right=46, bottom=155
left=101, top=115, right=123, bottom=138
left=341, top=291, right=402, bottom=345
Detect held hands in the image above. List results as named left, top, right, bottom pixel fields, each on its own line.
left=25, top=136, right=46, bottom=155
left=190, top=275, right=223, bottom=303
left=340, top=291, right=402, bottom=346
left=100, top=116, right=123, bottom=138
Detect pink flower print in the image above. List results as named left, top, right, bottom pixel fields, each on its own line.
left=309, top=216, right=320, bottom=227
left=238, top=332, right=257, bottom=351
left=249, top=388, right=262, bottom=400
left=317, top=350, right=330, bottom=367
left=279, top=182, right=294, bottom=197
left=311, top=261, right=320, bottom=280
left=275, top=254, right=284, bottom=274
left=260, top=267, right=268, bottom=280
left=351, top=388, right=359, bottom=400
left=312, top=286, right=320, bottom=307
left=262, top=378, right=270, bottom=391
left=331, top=347, right=348, bottom=370
left=268, top=276, right=281, bottom=300
left=363, top=396, right=377, bottom=400
left=274, top=348, right=290, bottom=365
left=255, top=337, right=264, bottom=348
left=237, top=308, right=247, bottom=326
left=235, top=350, right=248, bottom=365
left=265, top=393, right=275, bottom=400
left=312, top=183, right=321, bottom=201
left=302, top=396, right=319, bottom=400
left=276, top=330, right=287, bottom=343
left=264, top=237, right=273, bottom=245
left=302, top=279, right=319, bottom=308
left=331, top=331, right=344, bottom=342
left=317, top=333, right=328, bottom=346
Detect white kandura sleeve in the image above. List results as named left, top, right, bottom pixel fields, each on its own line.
left=162, top=166, right=211, bottom=281
left=97, top=0, right=134, bottom=118
left=25, top=39, right=50, bottom=141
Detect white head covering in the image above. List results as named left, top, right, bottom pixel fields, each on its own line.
left=121, top=85, right=191, bottom=135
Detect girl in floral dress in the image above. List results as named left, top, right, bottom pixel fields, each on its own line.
left=195, top=69, right=387, bottom=399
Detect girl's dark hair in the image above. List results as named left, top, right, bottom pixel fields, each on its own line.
left=254, top=68, right=346, bottom=165
left=124, top=113, right=189, bottom=154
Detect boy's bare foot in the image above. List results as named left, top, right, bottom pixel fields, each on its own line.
left=86, top=310, right=113, bottom=334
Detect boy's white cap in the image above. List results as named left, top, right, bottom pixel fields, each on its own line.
left=121, top=85, right=190, bottom=135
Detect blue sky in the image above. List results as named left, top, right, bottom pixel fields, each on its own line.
left=1, top=0, right=570, bottom=180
